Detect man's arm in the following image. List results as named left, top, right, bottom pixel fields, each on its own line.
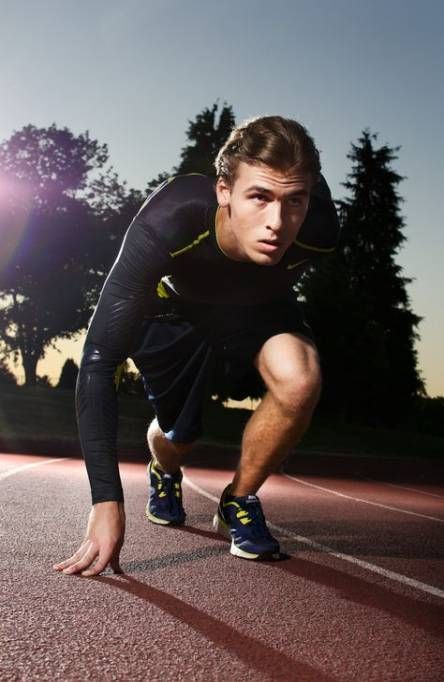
left=76, top=214, right=172, bottom=504
left=53, top=212, right=172, bottom=577
left=53, top=175, right=213, bottom=576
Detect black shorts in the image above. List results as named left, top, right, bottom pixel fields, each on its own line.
left=130, top=295, right=314, bottom=443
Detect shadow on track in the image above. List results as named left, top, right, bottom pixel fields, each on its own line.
left=119, top=527, right=444, bottom=639
left=122, top=544, right=226, bottom=573
left=271, top=556, right=444, bottom=639
left=279, top=521, right=444, bottom=560
left=121, top=526, right=290, bottom=573
left=97, top=574, right=337, bottom=681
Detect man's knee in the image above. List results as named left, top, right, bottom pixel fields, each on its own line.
left=272, top=366, right=322, bottom=416
left=147, top=418, right=196, bottom=456
left=255, top=334, right=322, bottom=417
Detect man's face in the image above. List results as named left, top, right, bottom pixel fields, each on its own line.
left=215, top=161, right=312, bottom=266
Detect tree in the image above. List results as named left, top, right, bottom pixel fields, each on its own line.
left=116, top=361, right=145, bottom=397
left=0, top=124, right=126, bottom=385
left=142, top=102, right=236, bottom=194
left=415, top=396, right=444, bottom=436
left=0, top=357, right=17, bottom=386
left=0, top=107, right=237, bottom=388
left=340, top=130, right=424, bottom=421
left=174, top=101, right=236, bottom=177
left=297, top=252, right=359, bottom=420
left=301, top=130, right=424, bottom=424
left=57, top=358, right=79, bottom=390
left=84, top=182, right=147, bottom=285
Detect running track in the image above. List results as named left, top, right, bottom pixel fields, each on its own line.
left=1, top=448, right=443, bottom=681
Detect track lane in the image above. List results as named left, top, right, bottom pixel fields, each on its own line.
left=0, top=453, right=64, bottom=477
left=1, top=455, right=338, bottom=681
left=182, top=469, right=444, bottom=599
left=274, top=472, right=444, bottom=590
left=0, top=456, right=65, bottom=482
left=184, top=467, right=444, bottom=594
left=358, top=476, right=444, bottom=500
left=1, top=452, right=443, bottom=681
left=283, top=473, right=444, bottom=523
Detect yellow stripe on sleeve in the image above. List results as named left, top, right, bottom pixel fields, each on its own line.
left=294, top=239, right=336, bottom=253
left=169, top=230, right=210, bottom=258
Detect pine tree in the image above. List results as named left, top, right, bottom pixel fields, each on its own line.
left=341, top=130, right=424, bottom=421
left=301, top=130, right=424, bottom=425
left=175, top=101, right=236, bottom=176
left=144, top=102, right=236, bottom=193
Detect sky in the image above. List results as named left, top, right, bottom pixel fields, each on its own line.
left=1, top=0, right=443, bottom=396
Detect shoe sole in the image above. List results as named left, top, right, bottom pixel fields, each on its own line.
left=145, top=505, right=185, bottom=526
left=212, top=513, right=279, bottom=561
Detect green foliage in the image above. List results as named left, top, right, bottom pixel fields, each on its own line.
left=0, top=124, right=108, bottom=206
left=0, top=124, right=130, bottom=386
left=36, top=374, right=52, bottom=388
left=0, top=358, right=17, bottom=385
left=414, top=396, right=444, bottom=437
left=0, top=105, right=236, bottom=387
left=301, top=130, right=424, bottom=425
left=143, top=101, right=236, bottom=193
left=57, top=358, right=79, bottom=389
left=175, top=101, right=236, bottom=177
left=117, top=361, right=145, bottom=397
left=146, top=172, right=171, bottom=194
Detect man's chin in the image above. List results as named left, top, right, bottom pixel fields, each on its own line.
left=250, top=249, right=284, bottom=266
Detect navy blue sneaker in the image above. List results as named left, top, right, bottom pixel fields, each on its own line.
left=146, top=459, right=186, bottom=525
left=213, top=484, right=280, bottom=560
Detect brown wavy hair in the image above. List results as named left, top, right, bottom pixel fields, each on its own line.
left=215, top=115, right=321, bottom=186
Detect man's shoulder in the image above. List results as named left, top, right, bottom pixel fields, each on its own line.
left=295, top=174, right=340, bottom=254
left=166, top=172, right=216, bottom=193
left=132, top=174, right=216, bottom=251
left=136, top=173, right=216, bottom=220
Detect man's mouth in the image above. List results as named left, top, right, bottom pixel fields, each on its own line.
left=257, top=239, right=282, bottom=253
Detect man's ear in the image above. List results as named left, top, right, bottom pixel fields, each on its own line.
left=215, top=177, right=231, bottom=207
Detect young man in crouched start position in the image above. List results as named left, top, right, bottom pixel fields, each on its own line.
left=54, top=115, right=339, bottom=576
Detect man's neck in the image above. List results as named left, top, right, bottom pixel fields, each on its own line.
left=215, top=206, right=244, bottom=262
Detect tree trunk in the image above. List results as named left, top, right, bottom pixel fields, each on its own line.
left=22, top=352, right=38, bottom=387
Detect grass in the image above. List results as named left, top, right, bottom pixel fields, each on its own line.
left=0, top=385, right=152, bottom=456
left=0, top=384, right=443, bottom=460
left=203, top=399, right=444, bottom=459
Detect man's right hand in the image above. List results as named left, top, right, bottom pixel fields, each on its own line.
left=52, top=501, right=126, bottom=577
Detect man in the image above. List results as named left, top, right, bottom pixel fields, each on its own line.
left=53, top=115, right=339, bottom=576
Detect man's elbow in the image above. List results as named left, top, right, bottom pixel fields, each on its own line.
left=78, top=343, right=122, bottom=377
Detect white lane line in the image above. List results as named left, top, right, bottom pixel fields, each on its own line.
left=283, top=474, right=444, bottom=524
left=182, top=471, right=219, bottom=504
left=0, top=457, right=65, bottom=482
left=359, top=476, right=444, bottom=500
left=270, top=523, right=444, bottom=600
left=182, top=469, right=444, bottom=600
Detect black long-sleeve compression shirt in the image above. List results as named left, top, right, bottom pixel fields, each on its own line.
left=76, top=173, right=339, bottom=503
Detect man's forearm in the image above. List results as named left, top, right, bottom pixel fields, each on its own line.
left=76, top=344, right=124, bottom=504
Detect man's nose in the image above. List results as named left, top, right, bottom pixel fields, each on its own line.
left=266, top=202, right=283, bottom=232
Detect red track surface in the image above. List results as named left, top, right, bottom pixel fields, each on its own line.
left=1, top=448, right=443, bottom=681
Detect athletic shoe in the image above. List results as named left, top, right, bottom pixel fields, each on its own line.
left=213, top=484, right=280, bottom=560
left=145, top=459, right=186, bottom=525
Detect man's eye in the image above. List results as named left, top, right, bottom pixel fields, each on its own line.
left=253, top=194, right=267, bottom=202
left=289, top=197, right=302, bottom=206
